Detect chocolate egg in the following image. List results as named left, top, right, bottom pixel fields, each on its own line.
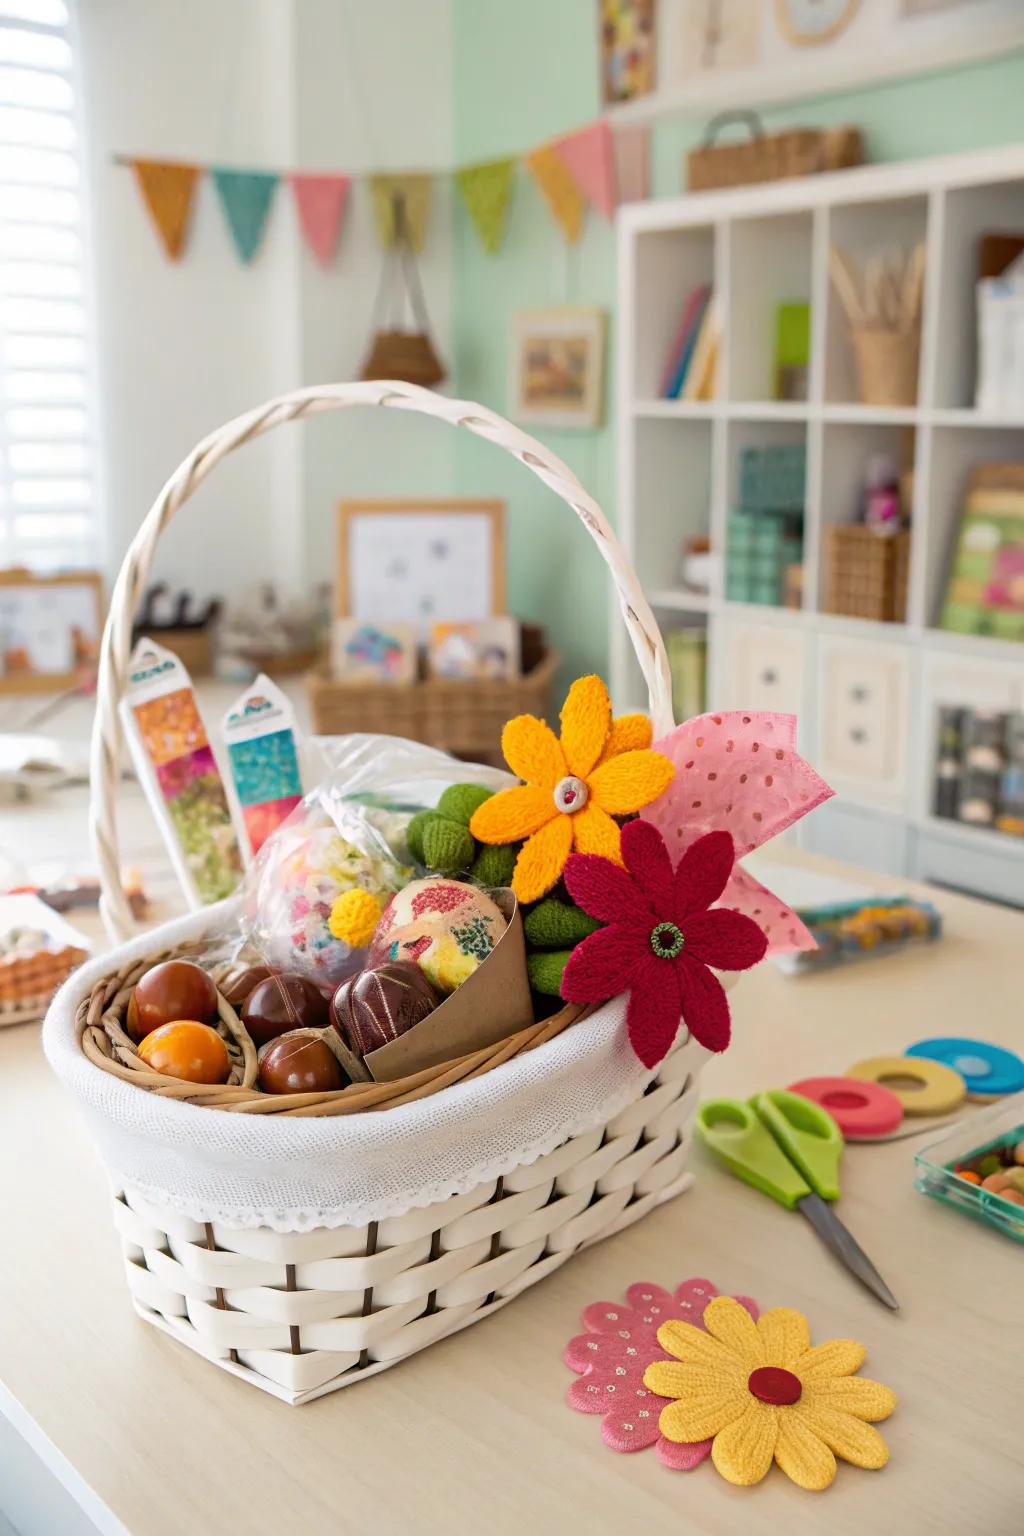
left=128, top=960, right=218, bottom=1042
left=219, top=964, right=274, bottom=1008
left=138, top=1020, right=230, bottom=1084
left=242, top=971, right=329, bottom=1048
left=331, top=961, right=441, bottom=1056
left=257, top=1029, right=344, bottom=1094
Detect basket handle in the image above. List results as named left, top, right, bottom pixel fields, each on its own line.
left=700, top=109, right=765, bottom=149
left=91, top=380, right=674, bottom=940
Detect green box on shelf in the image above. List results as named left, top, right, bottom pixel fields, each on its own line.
left=739, top=445, right=806, bottom=512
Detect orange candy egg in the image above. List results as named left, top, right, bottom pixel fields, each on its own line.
left=137, top=1020, right=230, bottom=1084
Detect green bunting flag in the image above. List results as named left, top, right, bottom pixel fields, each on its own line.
left=211, top=169, right=279, bottom=263
left=455, top=158, right=515, bottom=254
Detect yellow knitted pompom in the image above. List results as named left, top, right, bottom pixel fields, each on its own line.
left=328, top=888, right=383, bottom=947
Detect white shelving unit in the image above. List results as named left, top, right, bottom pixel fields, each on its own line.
left=614, top=144, right=1024, bottom=906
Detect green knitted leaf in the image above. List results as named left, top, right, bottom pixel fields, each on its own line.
left=405, top=810, right=439, bottom=864
left=421, top=817, right=475, bottom=873
left=471, top=842, right=518, bottom=888
left=523, top=898, right=601, bottom=950
left=436, top=782, right=494, bottom=826
left=528, top=949, right=572, bottom=997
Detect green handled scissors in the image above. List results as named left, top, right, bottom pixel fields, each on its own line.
left=696, top=1089, right=899, bottom=1312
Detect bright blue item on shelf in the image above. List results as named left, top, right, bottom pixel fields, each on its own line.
left=906, top=1038, right=1024, bottom=1098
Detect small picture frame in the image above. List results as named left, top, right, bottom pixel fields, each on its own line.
left=336, top=499, right=505, bottom=641
left=331, top=618, right=418, bottom=684
left=511, top=307, right=606, bottom=429
left=427, top=617, right=520, bottom=681
left=599, top=0, right=657, bottom=106
left=0, top=569, right=103, bottom=695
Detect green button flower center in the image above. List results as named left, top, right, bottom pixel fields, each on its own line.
left=650, top=921, right=684, bottom=960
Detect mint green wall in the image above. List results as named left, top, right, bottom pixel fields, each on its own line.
left=451, top=0, right=1024, bottom=686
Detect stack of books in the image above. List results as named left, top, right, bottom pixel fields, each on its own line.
left=659, top=285, right=719, bottom=400
left=934, top=707, right=1024, bottom=839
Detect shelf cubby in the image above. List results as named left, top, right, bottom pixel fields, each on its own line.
left=933, top=180, right=1024, bottom=410
left=631, top=224, right=715, bottom=401
left=632, top=416, right=714, bottom=596
left=726, top=212, right=814, bottom=404
left=923, top=422, right=1024, bottom=630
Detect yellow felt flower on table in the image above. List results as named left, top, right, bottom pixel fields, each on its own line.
left=469, top=675, right=674, bottom=904
left=643, top=1296, right=895, bottom=1492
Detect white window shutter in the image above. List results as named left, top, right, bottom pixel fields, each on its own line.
left=0, top=0, right=98, bottom=569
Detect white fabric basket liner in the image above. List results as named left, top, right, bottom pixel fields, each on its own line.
left=44, top=898, right=712, bottom=1233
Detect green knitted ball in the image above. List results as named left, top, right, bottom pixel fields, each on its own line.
left=405, top=810, right=438, bottom=864
left=436, top=782, right=494, bottom=826
left=471, top=842, right=518, bottom=887
left=527, top=949, right=572, bottom=997
left=523, top=898, right=600, bottom=950
left=421, top=817, right=475, bottom=874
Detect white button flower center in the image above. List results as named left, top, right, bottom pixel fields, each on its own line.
left=554, top=775, right=589, bottom=814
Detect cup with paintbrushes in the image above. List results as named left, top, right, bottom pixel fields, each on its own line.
left=830, top=242, right=926, bottom=407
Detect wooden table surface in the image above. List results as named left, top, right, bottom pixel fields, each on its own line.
left=1, top=773, right=1022, bottom=1535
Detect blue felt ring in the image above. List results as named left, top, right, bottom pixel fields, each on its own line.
left=906, top=1037, right=1024, bottom=1098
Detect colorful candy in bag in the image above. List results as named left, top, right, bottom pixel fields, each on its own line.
left=221, top=674, right=306, bottom=858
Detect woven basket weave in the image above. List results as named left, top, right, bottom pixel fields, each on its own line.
left=47, top=380, right=707, bottom=1404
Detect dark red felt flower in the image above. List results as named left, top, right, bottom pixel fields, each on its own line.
left=561, top=821, right=768, bottom=1068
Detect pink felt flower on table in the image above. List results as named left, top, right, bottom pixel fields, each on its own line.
left=564, top=1278, right=759, bottom=1469
left=561, top=820, right=768, bottom=1067
left=641, top=711, right=834, bottom=955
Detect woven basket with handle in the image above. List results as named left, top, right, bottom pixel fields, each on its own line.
left=44, top=381, right=711, bottom=1404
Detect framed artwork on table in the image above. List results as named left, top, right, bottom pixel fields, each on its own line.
left=335, top=499, right=506, bottom=641
left=0, top=569, right=103, bottom=695
left=511, top=307, right=607, bottom=429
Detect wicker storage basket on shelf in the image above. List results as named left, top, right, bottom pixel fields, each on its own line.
left=824, top=525, right=911, bottom=622
left=687, top=110, right=862, bottom=192
left=44, top=381, right=708, bottom=1406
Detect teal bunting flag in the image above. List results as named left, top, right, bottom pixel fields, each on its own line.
left=212, top=169, right=279, bottom=263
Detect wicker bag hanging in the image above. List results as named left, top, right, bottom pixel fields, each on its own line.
left=361, top=191, right=446, bottom=387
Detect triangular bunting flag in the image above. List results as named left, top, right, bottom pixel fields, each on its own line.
left=130, top=159, right=201, bottom=261
left=525, top=145, right=586, bottom=242
left=212, top=169, right=279, bottom=263
left=552, top=121, right=616, bottom=220
left=454, top=158, right=515, bottom=254
left=612, top=124, right=650, bottom=205
left=289, top=173, right=351, bottom=266
left=369, top=174, right=432, bottom=252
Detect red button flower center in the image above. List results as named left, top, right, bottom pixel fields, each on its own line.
left=747, top=1366, right=802, bottom=1406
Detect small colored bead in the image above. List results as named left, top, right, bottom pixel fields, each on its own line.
left=996, top=1188, right=1024, bottom=1206
left=1002, top=1167, right=1024, bottom=1194
left=957, top=1169, right=981, bottom=1185
left=977, top=1154, right=1002, bottom=1178
left=981, top=1172, right=1010, bottom=1192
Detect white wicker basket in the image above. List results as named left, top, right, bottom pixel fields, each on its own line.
left=45, top=381, right=711, bottom=1405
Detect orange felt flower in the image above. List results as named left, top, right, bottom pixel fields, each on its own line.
left=469, top=675, right=674, bottom=904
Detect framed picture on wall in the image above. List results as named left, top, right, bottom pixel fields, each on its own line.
left=335, top=499, right=506, bottom=640
left=599, top=0, right=657, bottom=105
left=511, top=307, right=607, bottom=429
left=0, top=569, right=103, bottom=694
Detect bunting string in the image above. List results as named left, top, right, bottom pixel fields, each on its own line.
left=112, top=118, right=649, bottom=265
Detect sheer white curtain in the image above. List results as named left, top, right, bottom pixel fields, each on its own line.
left=0, top=0, right=98, bottom=571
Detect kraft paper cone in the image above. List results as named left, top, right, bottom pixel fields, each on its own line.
left=363, top=889, right=534, bottom=1082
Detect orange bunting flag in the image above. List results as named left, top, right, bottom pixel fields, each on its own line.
left=552, top=121, right=616, bottom=220
left=525, top=144, right=586, bottom=243
left=130, top=159, right=201, bottom=261
left=289, top=173, right=351, bottom=266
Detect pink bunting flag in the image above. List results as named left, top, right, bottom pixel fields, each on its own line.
left=552, top=120, right=617, bottom=220
left=612, top=123, right=650, bottom=205
left=289, top=173, right=351, bottom=266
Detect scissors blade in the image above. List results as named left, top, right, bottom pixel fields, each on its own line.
left=797, top=1193, right=900, bottom=1312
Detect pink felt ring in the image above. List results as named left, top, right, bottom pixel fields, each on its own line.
left=788, top=1076, right=903, bottom=1139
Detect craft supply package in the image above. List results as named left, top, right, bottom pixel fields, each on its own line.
left=45, top=382, right=827, bottom=1404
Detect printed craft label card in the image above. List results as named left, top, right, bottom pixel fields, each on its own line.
left=222, top=675, right=306, bottom=856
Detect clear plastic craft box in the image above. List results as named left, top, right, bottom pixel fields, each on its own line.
left=914, top=1091, right=1024, bottom=1244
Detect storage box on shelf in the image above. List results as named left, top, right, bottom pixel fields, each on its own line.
left=616, top=143, right=1024, bottom=901
left=824, top=527, right=911, bottom=622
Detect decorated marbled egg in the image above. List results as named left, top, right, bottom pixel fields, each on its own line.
left=368, top=877, right=507, bottom=994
